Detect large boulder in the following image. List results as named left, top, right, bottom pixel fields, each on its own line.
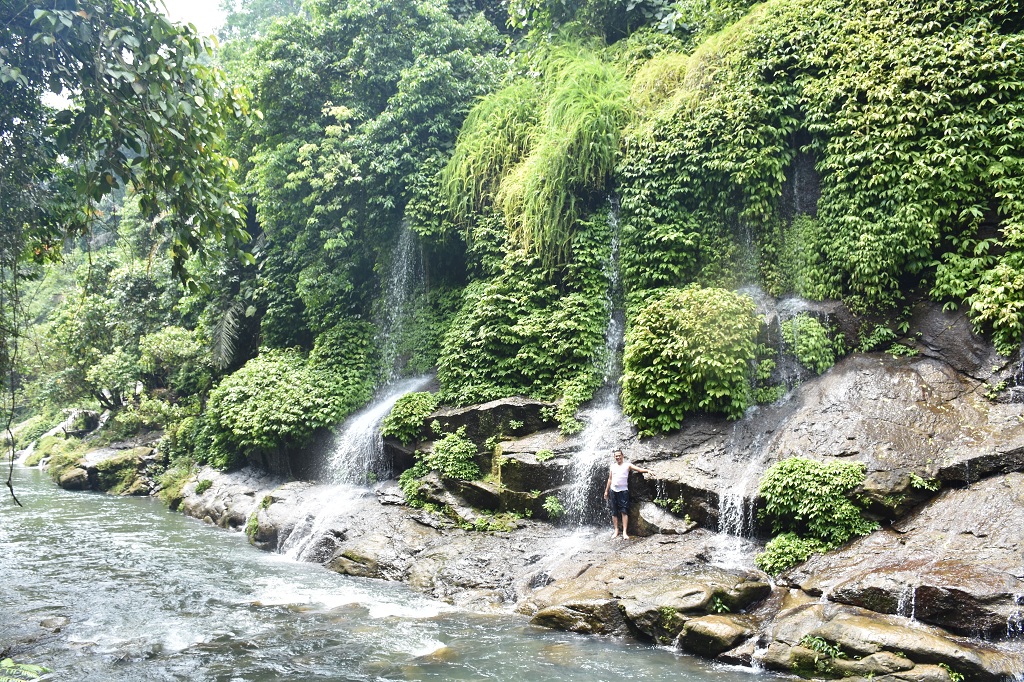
left=427, top=397, right=555, bottom=443
left=783, top=472, right=1024, bottom=639
left=760, top=601, right=1022, bottom=681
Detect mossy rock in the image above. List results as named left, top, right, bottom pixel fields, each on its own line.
left=94, top=451, right=147, bottom=496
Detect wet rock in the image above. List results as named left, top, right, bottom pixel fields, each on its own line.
left=57, top=466, right=89, bottom=490
left=910, top=301, right=1006, bottom=381
left=678, top=615, right=753, bottom=658
left=531, top=598, right=628, bottom=635
left=427, top=397, right=555, bottom=443
left=762, top=602, right=1021, bottom=681
left=635, top=502, right=697, bottom=535
left=90, top=448, right=150, bottom=495
left=785, top=473, right=1024, bottom=639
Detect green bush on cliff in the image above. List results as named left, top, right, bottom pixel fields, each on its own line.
left=756, top=457, right=877, bottom=574
left=424, top=427, right=479, bottom=481
left=381, top=392, right=439, bottom=445
left=756, top=533, right=831, bottom=576
left=205, top=348, right=373, bottom=462
left=621, top=286, right=759, bottom=435
left=437, top=214, right=610, bottom=421
left=781, top=314, right=839, bottom=375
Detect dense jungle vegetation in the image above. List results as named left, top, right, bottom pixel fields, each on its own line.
left=3, top=0, right=1023, bottom=497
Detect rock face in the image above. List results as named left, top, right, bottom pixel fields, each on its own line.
left=427, top=397, right=555, bottom=443
left=784, top=472, right=1024, bottom=639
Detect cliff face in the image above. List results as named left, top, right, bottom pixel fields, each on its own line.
left=174, top=303, right=1024, bottom=681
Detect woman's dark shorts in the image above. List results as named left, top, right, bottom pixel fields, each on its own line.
left=609, top=489, right=629, bottom=516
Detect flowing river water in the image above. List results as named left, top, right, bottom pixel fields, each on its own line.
left=0, top=464, right=763, bottom=682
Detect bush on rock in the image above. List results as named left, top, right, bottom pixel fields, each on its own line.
left=621, top=286, right=758, bottom=435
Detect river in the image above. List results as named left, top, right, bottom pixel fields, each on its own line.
left=1, top=464, right=766, bottom=681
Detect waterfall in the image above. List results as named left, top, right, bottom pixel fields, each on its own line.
left=377, top=224, right=425, bottom=381
left=325, top=374, right=433, bottom=485
left=562, top=202, right=630, bottom=526
left=712, top=420, right=772, bottom=569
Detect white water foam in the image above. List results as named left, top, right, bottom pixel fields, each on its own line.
left=326, top=374, right=432, bottom=485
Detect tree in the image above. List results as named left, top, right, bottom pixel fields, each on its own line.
left=1, top=0, right=255, bottom=502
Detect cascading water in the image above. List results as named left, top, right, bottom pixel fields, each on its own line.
left=287, top=227, right=432, bottom=558
left=377, top=224, right=425, bottom=381
left=324, top=374, right=433, bottom=485
left=710, top=287, right=822, bottom=568
left=562, top=203, right=630, bottom=527
left=712, top=422, right=772, bottom=569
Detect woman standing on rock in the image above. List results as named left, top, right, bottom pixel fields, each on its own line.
left=604, top=450, right=651, bottom=540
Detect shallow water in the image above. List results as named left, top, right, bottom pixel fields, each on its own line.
left=0, top=465, right=768, bottom=681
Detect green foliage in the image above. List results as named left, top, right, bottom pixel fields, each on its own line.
left=308, top=318, right=380, bottom=397
left=535, top=449, right=555, bottom=462
left=424, top=427, right=480, bottom=481
left=85, top=348, right=140, bottom=408
left=887, top=343, right=918, bottom=358
left=938, top=663, right=965, bottom=682
left=2, top=0, right=254, bottom=284
left=381, top=392, right=439, bottom=445
left=758, top=457, right=876, bottom=546
left=242, top=0, right=505, bottom=335
left=619, top=0, right=1024, bottom=352
left=158, top=459, right=196, bottom=508
left=542, top=495, right=565, bottom=519
left=0, top=658, right=48, bottom=682
left=755, top=532, right=830, bottom=576
left=443, top=79, right=542, bottom=227
left=11, top=414, right=57, bottom=450
left=205, top=348, right=369, bottom=460
left=756, top=456, right=877, bottom=574
left=800, top=635, right=846, bottom=660
left=399, top=461, right=430, bottom=506
left=709, top=595, right=730, bottom=614
left=858, top=324, right=898, bottom=353
left=621, top=286, right=758, bottom=435
left=138, top=327, right=213, bottom=396
left=909, top=473, right=940, bottom=492
left=437, top=212, right=610, bottom=411
left=781, top=314, right=837, bottom=375
left=195, top=479, right=213, bottom=494
left=495, top=47, right=628, bottom=266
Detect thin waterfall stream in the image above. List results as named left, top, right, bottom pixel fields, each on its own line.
left=562, top=203, right=630, bottom=527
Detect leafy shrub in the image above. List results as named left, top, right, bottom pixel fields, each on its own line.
left=424, top=427, right=480, bottom=481
left=758, top=457, right=876, bottom=546
left=138, top=326, right=212, bottom=396
left=535, top=449, right=556, bottom=462
left=0, top=658, right=49, bottom=681
left=158, top=460, right=195, bottom=508
left=11, top=414, right=57, bottom=450
left=381, top=392, right=439, bottom=445
left=858, top=324, right=897, bottom=352
left=205, top=349, right=368, bottom=459
left=755, top=533, right=831, bottom=576
left=618, top=0, right=1024, bottom=351
left=309, top=318, right=381, bottom=392
left=756, top=457, right=877, bottom=573
left=85, top=347, right=140, bottom=407
left=194, top=479, right=213, bottom=494
left=437, top=214, right=610, bottom=413
left=542, top=495, right=565, bottom=519
left=621, top=286, right=759, bottom=435
left=781, top=314, right=837, bottom=375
